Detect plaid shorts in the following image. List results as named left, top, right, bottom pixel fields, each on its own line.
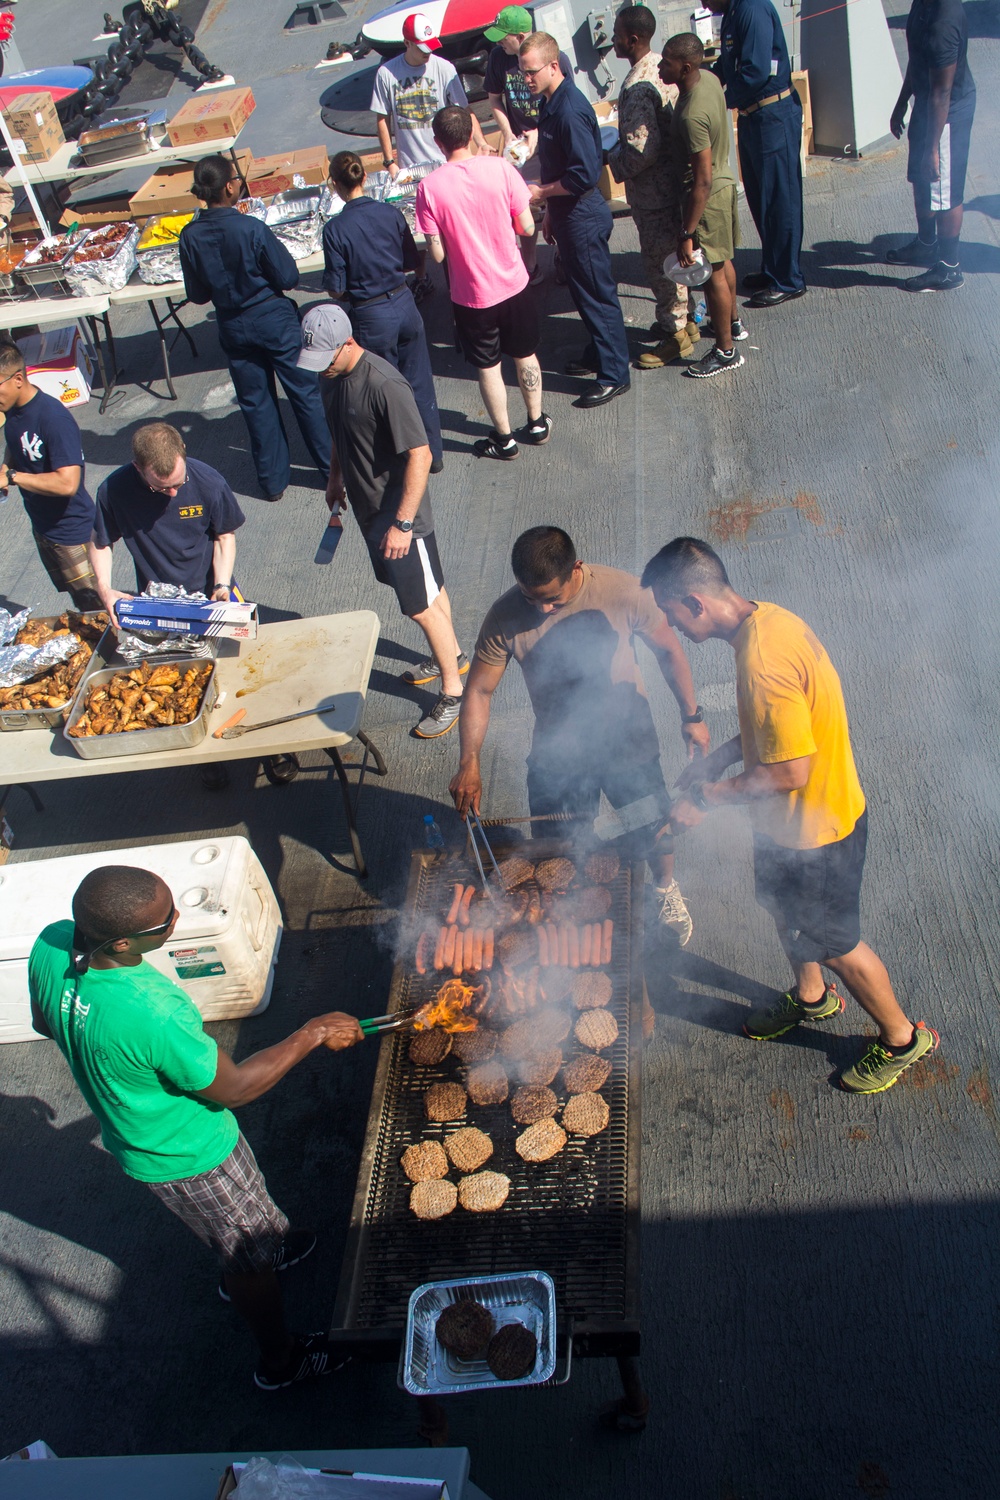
left=146, top=1133, right=289, bottom=1274
left=32, top=530, right=103, bottom=612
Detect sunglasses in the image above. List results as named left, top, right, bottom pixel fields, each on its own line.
left=72, top=907, right=178, bottom=974
left=519, top=62, right=552, bottom=78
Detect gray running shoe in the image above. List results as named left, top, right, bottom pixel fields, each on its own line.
left=401, top=652, right=470, bottom=687
left=654, top=880, right=693, bottom=946
left=840, top=1022, right=939, bottom=1094
left=685, top=345, right=745, bottom=379
left=744, top=985, right=844, bottom=1040
left=414, top=694, right=462, bottom=739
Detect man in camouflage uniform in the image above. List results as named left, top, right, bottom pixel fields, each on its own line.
left=609, top=6, right=696, bottom=366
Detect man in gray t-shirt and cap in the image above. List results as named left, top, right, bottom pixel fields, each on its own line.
left=298, top=304, right=467, bottom=739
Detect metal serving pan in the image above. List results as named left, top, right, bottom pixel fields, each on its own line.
left=18, top=233, right=89, bottom=286
left=400, top=1271, right=557, bottom=1395
left=0, top=613, right=110, bottom=732
left=62, top=656, right=218, bottom=759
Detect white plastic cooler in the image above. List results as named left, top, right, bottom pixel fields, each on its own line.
left=0, top=836, right=282, bottom=1043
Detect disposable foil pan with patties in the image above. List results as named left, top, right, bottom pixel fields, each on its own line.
left=401, top=1271, right=557, bottom=1395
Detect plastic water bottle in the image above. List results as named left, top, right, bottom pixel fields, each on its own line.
left=423, top=814, right=445, bottom=850
left=691, top=292, right=707, bottom=325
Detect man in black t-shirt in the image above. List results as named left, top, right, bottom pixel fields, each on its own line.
left=887, top=0, right=975, bottom=291
left=298, top=304, right=466, bottom=740
left=89, top=423, right=244, bottom=615
left=0, top=341, right=101, bottom=610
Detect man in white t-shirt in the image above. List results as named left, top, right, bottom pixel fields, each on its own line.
left=371, top=12, right=493, bottom=299
left=415, top=106, right=551, bottom=461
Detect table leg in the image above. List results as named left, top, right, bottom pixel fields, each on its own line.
left=147, top=298, right=177, bottom=400
left=415, top=1395, right=448, bottom=1446
left=0, top=782, right=45, bottom=866
left=85, top=314, right=120, bottom=416
left=228, top=145, right=249, bottom=195
left=165, top=297, right=197, bottom=358
left=596, top=1355, right=649, bottom=1433
left=323, top=731, right=388, bottom=879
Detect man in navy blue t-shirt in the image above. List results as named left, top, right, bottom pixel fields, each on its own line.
left=88, top=422, right=245, bottom=616
left=0, top=340, right=101, bottom=610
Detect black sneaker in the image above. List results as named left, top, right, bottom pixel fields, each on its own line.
left=401, top=651, right=470, bottom=687
left=517, top=412, right=553, bottom=445
left=731, top=319, right=749, bottom=341
left=886, top=236, right=938, bottom=266
left=254, top=1331, right=349, bottom=1392
left=685, top=345, right=745, bottom=379
left=219, top=1228, right=317, bottom=1302
left=414, top=694, right=462, bottom=739
left=474, top=430, right=519, bottom=460
left=904, top=260, right=964, bottom=292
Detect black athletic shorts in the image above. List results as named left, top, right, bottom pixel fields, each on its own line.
left=364, top=523, right=444, bottom=618
left=526, top=750, right=669, bottom=852
left=907, top=96, right=975, bottom=212
left=753, top=810, right=868, bottom=965
left=452, top=282, right=539, bottom=369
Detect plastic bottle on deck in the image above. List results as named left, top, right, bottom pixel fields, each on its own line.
left=423, top=814, right=445, bottom=850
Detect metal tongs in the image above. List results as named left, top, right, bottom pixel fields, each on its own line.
left=359, top=1007, right=419, bottom=1037
left=464, top=806, right=504, bottom=900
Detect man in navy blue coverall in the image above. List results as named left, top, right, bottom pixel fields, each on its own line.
left=706, top=0, right=806, bottom=306
left=520, top=32, right=631, bottom=407
left=180, top=155, right=332, bottom=502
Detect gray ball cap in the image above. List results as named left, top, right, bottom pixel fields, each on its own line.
left=297, top=303, right=353, bottom=371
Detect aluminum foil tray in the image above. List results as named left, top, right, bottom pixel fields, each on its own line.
left=65, top=224, right=139, bottom=295
left=400, top=1271, right=556, bottom=1395
left=62, top=657, right=218, bottom=759
left=0, top=613, right=110, bottom=732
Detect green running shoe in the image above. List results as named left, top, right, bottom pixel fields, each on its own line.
left=839, top=1022, right=939, bottom=1094
left=743, top=985, right=844, bottom=1040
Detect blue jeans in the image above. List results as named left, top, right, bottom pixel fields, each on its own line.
left=736, top=94, right=805, bottom=294
left=549, top=190, right=630, bottom=386
left=351, top=286, right=442, bottom=463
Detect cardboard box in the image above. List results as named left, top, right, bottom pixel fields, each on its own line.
left=598, top=162, right=627, bottom=206
left=249, top=145, right=329, bottom=197
left=130, top=148, right=252, bottom=218
left=17, top=327, right=94, bottom=408
left=59, top=197, right=134, bottom=228
left=216, top=1465, right=450, bottom=1500
left=115, top=596, right=259, bottom=640
left=2, top=92, right=65, bottom=164
left=792, top=69, right=813, bottom=155
left=166, top=85, right=255, bottom=147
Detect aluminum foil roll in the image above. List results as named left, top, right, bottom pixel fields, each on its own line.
left=115, top=584, right=215, bottom=664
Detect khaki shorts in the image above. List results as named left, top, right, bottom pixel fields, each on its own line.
left=699, top=184, right=740, bottom=266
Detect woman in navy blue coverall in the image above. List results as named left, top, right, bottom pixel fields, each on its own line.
left=180, top=156, right=331, bottom=501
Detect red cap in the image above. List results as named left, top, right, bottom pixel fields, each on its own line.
left=402, top=12, right=442, bottom=50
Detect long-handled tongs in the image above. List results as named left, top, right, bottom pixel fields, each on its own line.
left=464, top=806, right=504, bottom=899
left=359, top=1008, right=419, bottom=1037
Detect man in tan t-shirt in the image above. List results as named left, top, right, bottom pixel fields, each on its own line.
left=449, top=524, right=710, bottom=943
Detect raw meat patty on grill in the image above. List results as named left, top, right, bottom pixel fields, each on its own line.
left=410, top=1179, right=458, bottom=1219
left=574, top=1010, right=619, bottom=1050
left=540, top=966, right=574, bottom=1003
left=458, top=1170, right=511, bottom=1212
left=563, top=1052, right=612, bottom=1093
left=515, top=1117, right=567, bottom=1162
left=445, top=1126, right=493, bottom=1172
left=513, top=1048, right=562, bottom=1086
left=487, top=1322, right=538, bottom=1380
left=409, top=1028, right=453, bottom=1066
left=452, top=1028, right=497, bottom=1063
left=534, top=857, right=576, bottom=892
left=584, top=851, right=621, bottom=884
left=436, top=1299, right=495, bottom=1359
left=534, top=1008, right=571, bottom=1045
left=498, top=929, right=539, bottom=971
left=511, top=1084, right=558, bottom=1124
left=562, top=1091, right=610, bottom=1136
left=424, top=1082, right=468, bottom=1121
left=466, top=1061, right=509, bottom=1105
left=494, top=855, right=535, bottom=890
left=571, top=972, right=613, bottom=1010
left=401, top=1140, right=449, bottom=1181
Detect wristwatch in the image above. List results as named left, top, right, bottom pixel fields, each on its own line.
left=681, top=705, right=705, bottom=724
left=392, top=518, right=414, bottom=533
left=383, top=155, right=396, bottom=168
left=681, top=230, right=700, bottom=249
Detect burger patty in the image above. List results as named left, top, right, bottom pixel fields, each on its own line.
left=466, top=1061, right=509, bottom=1105
left=562, top=1090, right=610, bottom=1136
left=452, top=1027, right=497, bottom=1063
left=487, top=1321, right=538, bottom=1381
left=444, top=1126, right=494, bottom=1172
left=540, top=966, right=574, bottom=1003
left=563, top=1052, right=612, bottom=1092
left=409, top=1028, right=453, bottom=1066
left=570, top=885, right=613, bottom=921
left=410, top=1179, right=458, bottom=1219
left=458, top=1170, right=511, bottom=1212
left=499, top=1017, right=555, bottom=1059
left=515, top=1117, right=567, bottom=1162
left=513, top=1047, right=562, bottom=1086
left=424, top=1082, right=468, bottom=1121
left=495, top=855, right=535, bottom=890
left=574, top=1009, right=619, bottom=1050
left=436, top=1299, right=495, bottom=1360
left=584, top=851, right=621, bottom=884
left=510, top=1084, right=558, bottom=1124
left=401, top=1140, right=449, bottom=1182
left=533, top=1007, right=571, bottom=1045
left=534, top=857, right=576, bottom=892
left=497, top=928, right=539, bottom=971
left=571, top=971, right=613, bottom=1011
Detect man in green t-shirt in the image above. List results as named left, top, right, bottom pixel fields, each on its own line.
left=660, top=33, right=746, bottom=379
left=29, top=864, right=363, bottom=1392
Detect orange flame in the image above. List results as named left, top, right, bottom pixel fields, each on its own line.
left=413, top=979, right=479, bottom=1032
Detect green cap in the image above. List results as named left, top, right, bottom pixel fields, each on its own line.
left=484, top=5, right=533, bottom=41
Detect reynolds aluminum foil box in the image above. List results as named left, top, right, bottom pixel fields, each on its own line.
left=115, top=597, right=258, bottom=640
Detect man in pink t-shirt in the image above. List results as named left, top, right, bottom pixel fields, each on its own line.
left=415, top=106, right=552, bottom=460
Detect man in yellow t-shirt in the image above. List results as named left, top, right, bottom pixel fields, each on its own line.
left=641, top=536, right=938, bottom=1095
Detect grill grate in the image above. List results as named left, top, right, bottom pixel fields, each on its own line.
left=333, top=844, right=642, bottom=1347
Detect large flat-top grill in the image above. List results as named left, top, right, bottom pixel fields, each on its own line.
left=331, top=842, right=644, bottom=1364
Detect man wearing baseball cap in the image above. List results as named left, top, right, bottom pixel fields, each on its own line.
left=484, top=7, right=572, bottom=281
left=298, top=305, right=468, bottom=739
left=370, top=12, right=493, bottom=301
